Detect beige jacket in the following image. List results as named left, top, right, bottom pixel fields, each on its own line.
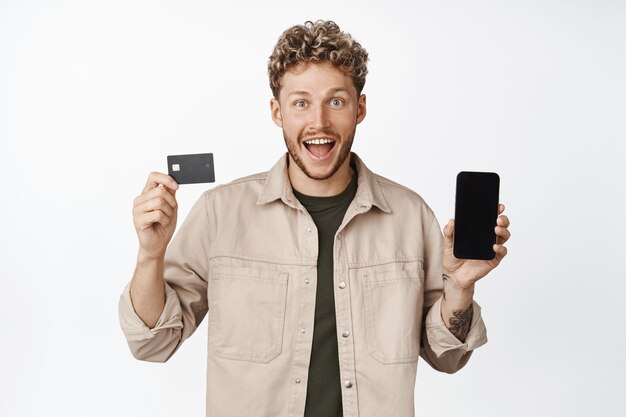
left=119, top=152, right=488, bottom=417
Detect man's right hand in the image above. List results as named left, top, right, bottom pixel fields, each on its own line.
left=132, top=172, right=180, bottom=260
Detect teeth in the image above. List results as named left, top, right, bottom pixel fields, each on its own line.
left=304, top=138, right=335, bottom=145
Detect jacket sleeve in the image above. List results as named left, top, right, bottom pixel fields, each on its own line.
left=118, top=191, right=211, bottom=363
left=419, top=211, right=488, bottom=374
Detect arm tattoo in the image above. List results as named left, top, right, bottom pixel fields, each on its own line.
left=449, top=304, right=474, bottom=342
left=442, top=274, right=473, bottom=341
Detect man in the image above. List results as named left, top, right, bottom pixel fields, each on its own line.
left=119, top=20, right=511, bottom=417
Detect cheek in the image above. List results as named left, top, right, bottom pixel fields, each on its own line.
left=333, top=114, right=357, bottom=132
left=281, top=114, right=305, bottom=136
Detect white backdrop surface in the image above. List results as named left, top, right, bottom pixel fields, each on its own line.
left=1, top=1, right=625, bottom=416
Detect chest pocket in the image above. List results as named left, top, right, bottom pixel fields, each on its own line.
left=362, top=268, right=424, bottom=364
left=209, top=266, right=289, bottom=363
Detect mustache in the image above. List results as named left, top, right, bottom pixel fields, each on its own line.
left=299, top=128, right=340, bottom=142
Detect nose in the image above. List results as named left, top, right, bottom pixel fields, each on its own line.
left=310, top=103, right=331, bottom=130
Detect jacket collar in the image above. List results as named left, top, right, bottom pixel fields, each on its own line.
left=257, top=152, right=391, bottom=213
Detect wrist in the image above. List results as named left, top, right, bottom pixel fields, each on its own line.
left=441, top=273, right=474, bottom=319
left=442, top=272, right=476, bottom=293
left=137, top=249, right=165, bottom=264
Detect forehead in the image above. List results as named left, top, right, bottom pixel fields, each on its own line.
left=279, top=61, right=356, bottom=98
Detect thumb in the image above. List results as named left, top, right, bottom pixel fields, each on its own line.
left=443, top=219, right=454, bottom=248
left=163, top=185, right=178, bottom=197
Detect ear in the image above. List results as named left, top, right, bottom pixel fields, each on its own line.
left=270, top=98, right=283, bottom=128
left=356, top=94, right=367, bottom=125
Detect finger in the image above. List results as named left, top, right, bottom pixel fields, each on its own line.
left=497, top=215, right=510, bottom=228
left=139, top=211, right=172, bottom=230
left=142, top=171, right=179, bottom=194
left=443, top=219, right=454, bottom=249
left=498, top=203, right=505, bottom=215
left=134, top=185, right=178, bottom=209
left=133, top=196, right=174, bottom=218
left=495, top=225, right=511, bottom=244
left=134, top=209, right=172, bottom=230
left=443, top=219, right=454, bottom=237
left=493, top=243, right=508, bottom=260
left=133, top=196, right=175, bottom=219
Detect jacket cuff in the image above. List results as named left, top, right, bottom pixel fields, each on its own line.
left=118, top=281, right=183, bottom=341
left=424, top=297, right=488, bottom=358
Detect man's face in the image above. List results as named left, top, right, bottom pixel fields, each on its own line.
left=270, top=61, right=366, bottom=181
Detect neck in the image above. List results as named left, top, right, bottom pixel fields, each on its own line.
left=288, top=156, right=354, bottom=197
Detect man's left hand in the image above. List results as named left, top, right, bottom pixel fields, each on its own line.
left=442, top=203, right=511, bottom=290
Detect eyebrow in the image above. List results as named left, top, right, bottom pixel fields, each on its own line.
left=287, top=87, right=351, bottom=97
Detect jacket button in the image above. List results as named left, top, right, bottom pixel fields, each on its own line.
left=344, top=380, right=353, bottom=388
left=341, top=330, right=350, bottom=338
left=306, top=227, right=312, bottom=234
left=305, top=279, right=310, bottom=285
left=301, top=328, right=306, bottom=333
left=338, top=281, right=346, bottom=289
left=295, top=378, right=302, bottom=383
left=337, top=233, right=342, bottom=239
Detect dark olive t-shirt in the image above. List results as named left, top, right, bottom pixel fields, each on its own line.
left=292, top=168, right=358, bottom=417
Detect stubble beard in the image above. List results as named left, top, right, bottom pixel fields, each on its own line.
left=283, top=125, right=356, bottom=181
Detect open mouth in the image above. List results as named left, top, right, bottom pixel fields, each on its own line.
left=302, top=138, right=337, bottom=160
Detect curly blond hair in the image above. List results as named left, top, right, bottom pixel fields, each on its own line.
left=268, top=20, right=369, bottom=99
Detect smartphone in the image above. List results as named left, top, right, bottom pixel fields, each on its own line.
left=167, top=153, right=215, bottom=184
left=453, top=171, right=500, bottom=260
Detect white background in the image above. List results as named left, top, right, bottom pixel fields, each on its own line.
left=1, top=0, right=625, bottom=416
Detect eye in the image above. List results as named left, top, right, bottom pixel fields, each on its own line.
left=294, top=100, right=307, bottom=108
left=330, top=98, right=344, bottom=106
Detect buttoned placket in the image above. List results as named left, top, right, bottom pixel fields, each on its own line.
left=286, top=198, right=320, bottom=417
left=332, top=201, right=371, bottom=417
left=284, top=193, right=372, bottom=417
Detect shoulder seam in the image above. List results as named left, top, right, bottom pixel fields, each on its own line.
left=375, top=175, right=421, bottom=197
left=374, top=175, right=436, bottom=220
left=201, top=172, right=269, bottom=196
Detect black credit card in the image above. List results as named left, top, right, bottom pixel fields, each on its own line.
left=167, top=153, right=215, bottom=184
left=453, top=171, right=500, bottom=260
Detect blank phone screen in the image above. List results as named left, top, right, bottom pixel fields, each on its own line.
left=453, top=172, right=500, bottom=260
